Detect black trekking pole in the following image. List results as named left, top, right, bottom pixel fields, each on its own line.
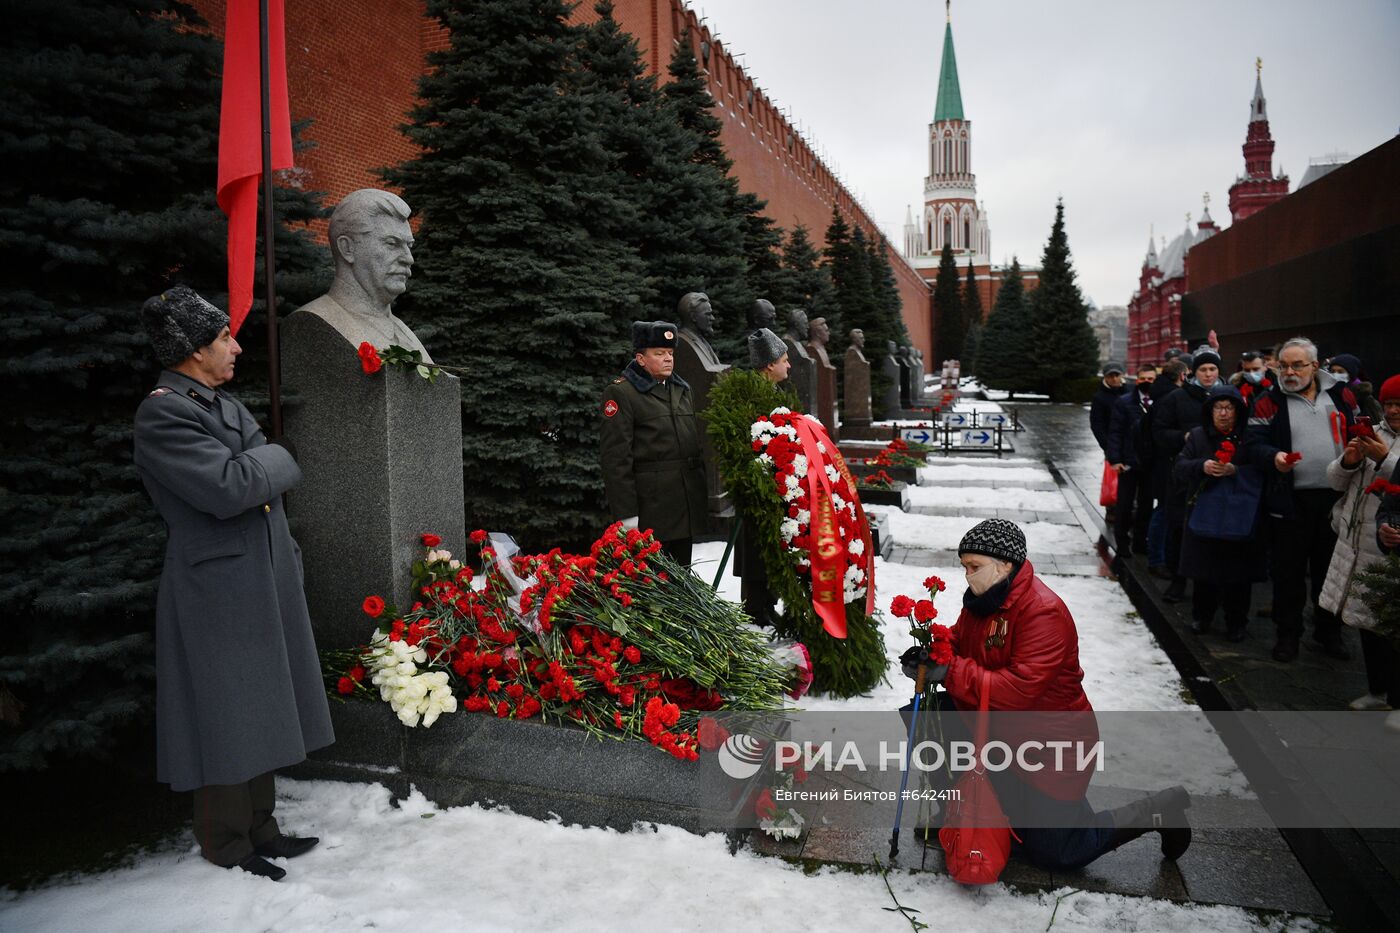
left=711, top=517, right=742, bottom=590
left=890, top=648, right=929, bottom=860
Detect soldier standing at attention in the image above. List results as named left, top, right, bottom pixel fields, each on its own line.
left=599, top=320, right=707, bottom=566
left=134, top=286, right=333, bottom=882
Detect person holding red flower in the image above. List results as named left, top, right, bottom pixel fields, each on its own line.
left=1174, top=385, right=1266, bottom=640
left=1320, top=374, right=1400, bottom=721
left=899, top=519, right=1191, bottom=872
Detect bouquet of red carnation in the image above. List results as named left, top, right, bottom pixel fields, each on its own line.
left=890, top=575, right=955, bottom=664
left=1284, top=451, right=1303, bottom=465
left=1213, top=439, right=1236, bottom=464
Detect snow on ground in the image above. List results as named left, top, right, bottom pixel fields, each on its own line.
left=0, top=779, right=1309, bottom=933
left=926, top=456, right=1043, bottom=466
left=917, top=463, right=1055, bottom=484
left=906, top=484, right=1070, bottom=512
left=867, top=506, right=1095, bottom=554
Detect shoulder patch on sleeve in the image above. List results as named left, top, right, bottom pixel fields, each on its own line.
left=148, top=387, right=172, bottom=397
left=603, top=399, right=620, bottom=418
left=611, top=377, right=625, bottom=384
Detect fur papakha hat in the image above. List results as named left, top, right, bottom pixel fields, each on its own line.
left=141, top=286, right=229, bottom=367
left=748, top=328, right=787, bottom=369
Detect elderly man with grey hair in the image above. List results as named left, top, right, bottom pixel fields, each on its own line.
left=1246, top=336, right=1362, bottom=662
left=296, top=188, right=430, bottom=359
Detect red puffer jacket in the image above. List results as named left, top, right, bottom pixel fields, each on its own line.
left=944, top=561, right=1097, bottom=800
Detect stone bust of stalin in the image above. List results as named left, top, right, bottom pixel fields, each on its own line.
left=296, top=188, right=432, bottom=361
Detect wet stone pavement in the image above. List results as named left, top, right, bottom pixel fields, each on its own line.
left=751, top=399, right=1341, bottom=924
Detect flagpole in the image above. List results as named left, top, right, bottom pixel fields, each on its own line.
left=258, top=0, right=283, bottom=437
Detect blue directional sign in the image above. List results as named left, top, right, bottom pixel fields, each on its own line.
left=900, top=427, right=933, bottom=445
left=981, top=412, right=1008, bottom=426
left=959, top=429, right=997, bottom=448
left=941, top=412, right=969, bottom=427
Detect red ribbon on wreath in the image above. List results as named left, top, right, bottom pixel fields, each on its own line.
left=789, top=415, right=876, bottom=638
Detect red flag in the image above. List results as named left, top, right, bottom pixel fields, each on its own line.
left=217, top=0, right=293, bottom=335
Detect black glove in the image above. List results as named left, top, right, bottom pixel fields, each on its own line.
left=270, top=435, right=298, bottom=462
left=899, top=646, right=948, bottom=685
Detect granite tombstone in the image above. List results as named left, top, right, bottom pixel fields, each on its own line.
left=881, top=340, right=904, bottom=416
left=842, top=328, right=873, bottom=427
left=896, top=345, right=914, bottom=409
left=281, top=189, right=466, bottom=648
left=672, top=292, right=732, bottom=517
left=805, top=316, right=839, bottom=440
left=781, top=307, right=818, bottom=415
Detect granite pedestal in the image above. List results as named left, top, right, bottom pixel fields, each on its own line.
left=281, top=310, right=466, bottom=649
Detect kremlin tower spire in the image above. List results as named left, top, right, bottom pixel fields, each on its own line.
left=1228, top=58, right=1290, bottom=222
left=907, top=0, right=989, bottom=263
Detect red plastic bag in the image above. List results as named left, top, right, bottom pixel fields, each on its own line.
left=940, top=671, right=1016, bottom=885
left=1100, top=461, right=1119, bottom=507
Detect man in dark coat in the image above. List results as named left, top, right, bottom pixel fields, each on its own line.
left=1089, top=361, right=1129, bottom=453
left=134, top=287, right=334, bottom=882
left=1152, top=349, right=1223, bottom=600
left=1105, top=364, right=1158, bottom=558
left=1245, top=337, right=1360, bottom=661
left=599, top=320, right=707, bottom=566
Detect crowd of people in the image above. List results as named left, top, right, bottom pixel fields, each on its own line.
left=1091, top=338, right=1400, bottom=726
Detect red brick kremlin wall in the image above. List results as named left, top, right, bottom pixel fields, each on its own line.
left=189, top=0, right=935, bottom=355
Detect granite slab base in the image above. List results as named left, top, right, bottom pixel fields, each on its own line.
left=839, top=424, right=895, bottom=442
left=856, top=482, right=910, bottom=509
left=284, top=697, right=778, bottom=836
left=848, top=461, right=919, bottom=485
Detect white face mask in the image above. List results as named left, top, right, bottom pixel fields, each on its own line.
left=966, top=560, right=1014, bottom=596
left=1242, top=370, right=1265, bottom=384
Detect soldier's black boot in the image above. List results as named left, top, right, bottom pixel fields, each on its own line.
left=231, top=853, right=286, bottom=881
left=1104, top=786, right=1191, bottom=860
left=255, top=834, right=320, bottom=859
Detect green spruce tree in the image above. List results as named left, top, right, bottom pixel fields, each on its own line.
left=0, top=0, right=325, bottom=771
left=931, top=241, right=963, bottom=362
left=383, top=0, right=649, bottom=550
left=777, top=223, right=835, bottom=320
left=659, top=30, right=753, bottom=362
left=961, top=257, right=984, bottom=374
left=977, top=258, right=1035, bottom=393
left=1029, top=199, right=1099, bottom=394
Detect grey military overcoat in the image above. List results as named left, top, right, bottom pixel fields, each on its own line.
left=134, top=370, right=333, bottom=792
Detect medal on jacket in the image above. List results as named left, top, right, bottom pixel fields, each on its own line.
left=985, top=617, right=1008, bottom=650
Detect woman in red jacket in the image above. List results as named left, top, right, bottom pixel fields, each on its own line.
left=903, top=519, right=1191, bottom=870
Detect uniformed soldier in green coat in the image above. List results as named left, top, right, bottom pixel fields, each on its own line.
left=599, top=321, right=707, bottom=565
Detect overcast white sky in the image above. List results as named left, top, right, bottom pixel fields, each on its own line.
left=688, top=0, right=1400, bottom=307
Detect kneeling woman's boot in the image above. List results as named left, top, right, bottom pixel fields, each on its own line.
left=1105, top=785, right=1191, bottom=860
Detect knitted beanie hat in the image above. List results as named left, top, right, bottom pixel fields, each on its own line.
left=141, top=286, right=229, bottom=367
left=1379, top=374, right=1400, bottom=403
left=748, top=328, right=787, bottom=369
left=1191, top=349, right=1222, bottom=373
left=958, top=518, right=1027, bottom=565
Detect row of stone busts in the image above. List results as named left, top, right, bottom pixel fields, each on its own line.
left=675, top=292, right=935, bottom=440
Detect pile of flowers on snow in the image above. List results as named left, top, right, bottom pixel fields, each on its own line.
left=327, top=525, right=803, bottom=761
left=864, top=437, right=931, bottom=469
left=750, top=407, right=868, bottom=605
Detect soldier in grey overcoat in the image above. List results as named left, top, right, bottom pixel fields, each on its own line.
left=134, top=286, right=334, bottom=881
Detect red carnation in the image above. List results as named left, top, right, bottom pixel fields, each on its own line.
left=623, top=646, right=641, bottom=664
left=357, top=342, right=382, bottom=374
left=470, top=529, right=489, bottom=544
left=923, top=575, right=947, bottom=593
left=421, top=532, right=442, bottom=548
left=890, top=594, right=916, bottom=617
left=755, top=788, right=778, bottom=821
left=362, top=595, right=385, bottom=618
left=914, top=600, right=938, bottom=623
left=698, top=716, right=730, bottom=751
left=349, top=664, right=366, bottom=683
left=337, top=676, right=354, bottom=695
left=1285, top=451, right=1303, bottom=464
